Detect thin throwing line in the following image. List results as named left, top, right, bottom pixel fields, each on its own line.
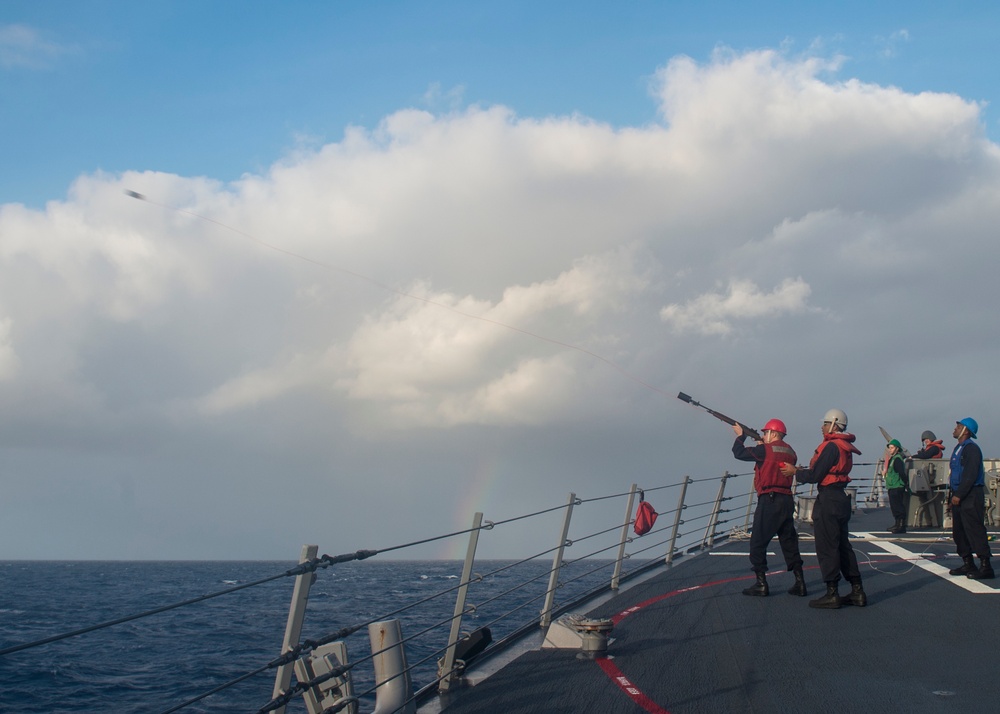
left=124, top=190, right=672, bottom=398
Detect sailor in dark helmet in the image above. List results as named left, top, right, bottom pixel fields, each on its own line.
left=731, top=419, right=806, bottom=598
left=947, top=418, right=994, bottom=579
left=883, top=439, right=909, bottom=534
left=780, top=408, right=867, bottom=609
left=914, top=430, right=945, bottom=459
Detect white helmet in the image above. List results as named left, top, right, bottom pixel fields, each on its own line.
left=823, top=408, right=848, bottom=431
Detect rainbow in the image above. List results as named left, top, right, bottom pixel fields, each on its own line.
left=438, top=458, right=500, bottom=559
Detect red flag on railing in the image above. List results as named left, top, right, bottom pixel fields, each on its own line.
left=633, top=492, right=658, bottom=536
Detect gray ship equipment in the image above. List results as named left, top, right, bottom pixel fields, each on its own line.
left=542, top=614, right=615, bottom=659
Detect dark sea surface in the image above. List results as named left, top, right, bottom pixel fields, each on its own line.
left=0, top=559, right=627, bottom=713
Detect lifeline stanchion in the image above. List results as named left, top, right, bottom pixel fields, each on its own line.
left=703, top=471, right=731, bottom=549
left=611, top=483, right=638, bottom=590
left=271, top=544, right=319, bottom=714
left=666, top=476, right=690, bottom=565
left=439, top=511, right=483, bottom=693
left=540, top=493, right=578, bottom=628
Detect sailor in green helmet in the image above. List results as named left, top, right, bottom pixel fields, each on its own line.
left=883, top=439, right=909, bottom=533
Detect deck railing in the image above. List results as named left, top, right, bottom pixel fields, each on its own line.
left=261, top=468, right=888, bottom=714
left=0, top=468, right=887, bottom=714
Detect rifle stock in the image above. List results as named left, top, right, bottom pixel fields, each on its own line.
left=677, top=392, right=763, bottom=441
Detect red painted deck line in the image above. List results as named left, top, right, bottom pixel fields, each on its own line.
left=597, top=555, right=914, bottom=709
left=610, top=573, right=753, bottom=624
left=598, top=567, right=812, bottom=710
left=596, top=544, right=951, bottom=709
left=596, top=657, right=672, bottom=714
left=594, top=573, right=755, bottom=712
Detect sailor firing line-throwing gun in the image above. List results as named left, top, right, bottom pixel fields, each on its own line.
left=677, top=392, right=807, bottom=599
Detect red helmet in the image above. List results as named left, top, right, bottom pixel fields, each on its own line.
left=763, top=419, right=787, bottom=435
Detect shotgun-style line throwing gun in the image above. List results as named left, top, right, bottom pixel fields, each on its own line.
left=677, top=392, right=763, bottom=441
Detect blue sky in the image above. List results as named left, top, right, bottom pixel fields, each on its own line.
left=3, top=1, right=998, bottom=208
left=2, top=2, right=1000, bottom=559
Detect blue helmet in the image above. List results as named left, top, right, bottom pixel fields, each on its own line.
left=957, top=417, right=979, bottom=439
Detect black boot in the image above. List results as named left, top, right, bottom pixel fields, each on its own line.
left=897, top=519, right=906, bottom=534
left=887, top=519, right=900, bottom=533
left=967, top=558, right=995, bottom=580
left=742, top=572, right=769, bottom=596
left=808, top=582, right=841, bottom=609
left=787, top=568, right=807, bottom=597
left=841, top=579, right=867, bottom=607
left=949, top=556, right=976, bottom=576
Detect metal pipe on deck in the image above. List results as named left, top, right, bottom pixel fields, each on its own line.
left=370, top=619, right=415, bottom=714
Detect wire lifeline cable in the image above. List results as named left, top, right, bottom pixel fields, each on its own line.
left=124, top=190, right=675, bottom=401
left=277, top=551, right=621, bottom=714
left=6, top=483, right=664, bottom=683
left=271, top=563, right=491, bottom=673
left=0, top=555, right=368, bottom=658
left=18, top=479, right=724, bottom=712
left=282, top=536, right=660, bottom=714
left=159, top=665, right=275, bottom=714
left=261, top=603, right=477, bottom=714
left=265, top=554, right=606, bottom=714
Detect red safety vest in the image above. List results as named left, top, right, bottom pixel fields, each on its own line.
left=809, top=432, right=862, bottom=486
left=755, top=440, right=797, bottom=495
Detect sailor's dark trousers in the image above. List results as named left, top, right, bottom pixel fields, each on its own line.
left=952, top=485, right=992, bottom=561
left=812, top=484, right=861, bottom=584
left=749, top=492, right=803, bottom=574
left=888, top=487, right=909, bottom=523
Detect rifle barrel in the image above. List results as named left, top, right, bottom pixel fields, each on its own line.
left=677, top=392, right=762, bottom=440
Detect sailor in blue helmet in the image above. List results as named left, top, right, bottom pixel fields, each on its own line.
left=947, top=418, right=994, bottom=579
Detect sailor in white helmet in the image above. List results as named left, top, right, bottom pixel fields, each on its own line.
left=780, top=409, right=867, bottom=609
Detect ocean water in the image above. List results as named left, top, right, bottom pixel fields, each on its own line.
left=0, top=559, right=624, bottom=713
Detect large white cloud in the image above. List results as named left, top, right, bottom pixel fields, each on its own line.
left=660, top=278, right=815, bottom=336
left=2, top=48, right=999, bottom=558
left=0, top=23, right=72, bottom=70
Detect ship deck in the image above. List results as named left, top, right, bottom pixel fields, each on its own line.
left=433, top=507, right=1000, bottom=714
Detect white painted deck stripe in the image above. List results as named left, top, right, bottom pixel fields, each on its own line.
left=864, top=535, right=998, bottom=594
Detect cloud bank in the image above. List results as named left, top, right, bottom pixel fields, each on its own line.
left=2, top=49, right=998, bottom=558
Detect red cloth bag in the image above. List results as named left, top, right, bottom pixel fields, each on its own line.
left=634, top=498, right=658, bottom=536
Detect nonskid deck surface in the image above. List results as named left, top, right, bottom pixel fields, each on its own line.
left=436, top=508, right=1000, bottom=714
